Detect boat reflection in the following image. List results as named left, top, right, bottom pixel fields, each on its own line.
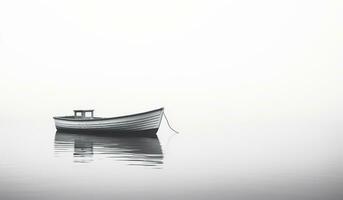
left=54, top=131, right=163, bottom=167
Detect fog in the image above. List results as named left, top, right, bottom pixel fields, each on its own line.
left=0, top=1, right=342, bottom=199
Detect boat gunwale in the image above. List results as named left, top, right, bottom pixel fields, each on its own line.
left=53, top=108, right=164, bottom=122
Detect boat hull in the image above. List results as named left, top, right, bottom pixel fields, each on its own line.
left=53, top=108, right=163, bottom=136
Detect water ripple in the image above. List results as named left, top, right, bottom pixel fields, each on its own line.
left=54, top=131, right=163, bottom=167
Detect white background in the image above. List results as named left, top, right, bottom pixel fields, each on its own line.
left=0, top=0, right=342, bottom=134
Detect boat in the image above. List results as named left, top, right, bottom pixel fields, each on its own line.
left=54, top=131, right=163, bottom=166
left=53, top=108, right=164, bottom=137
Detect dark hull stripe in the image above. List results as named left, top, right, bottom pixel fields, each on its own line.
left=55, top=128, right=159, bottom=137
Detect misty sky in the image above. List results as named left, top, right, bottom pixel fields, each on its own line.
left=0, top=0, right=342, bottom=133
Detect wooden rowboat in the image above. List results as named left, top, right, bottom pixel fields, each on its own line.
left=53, top=108, right=164, bottom=137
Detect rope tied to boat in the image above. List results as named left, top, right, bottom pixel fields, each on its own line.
left=163, top=112, right=179, bottom=134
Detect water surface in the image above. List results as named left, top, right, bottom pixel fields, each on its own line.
left=0, top=113, right=342, bottom=200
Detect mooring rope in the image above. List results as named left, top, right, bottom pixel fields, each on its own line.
left=163, top=112, right=179, bottom=134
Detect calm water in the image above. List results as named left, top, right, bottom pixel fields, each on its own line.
left=0, top=113, right=342, bottom=200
